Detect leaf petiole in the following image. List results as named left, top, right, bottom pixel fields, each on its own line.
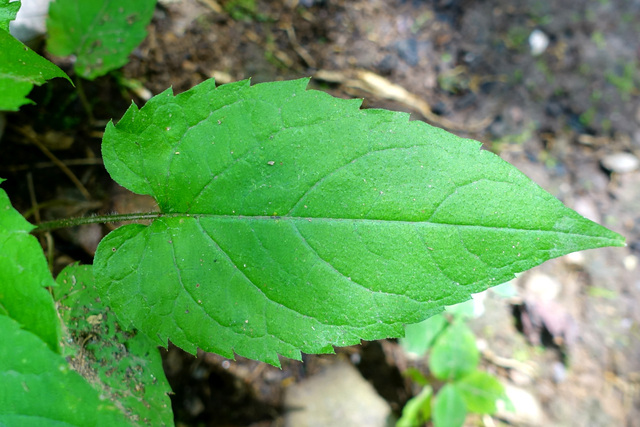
left=33, top=212, right=166, bottom=233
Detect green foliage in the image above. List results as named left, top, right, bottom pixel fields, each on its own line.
left=455, top=371, right=504, bottom=414
left=0, top=0, right=156, bottom=111
left=47, top=0, right=156, bottom=79
left=0, top=0, right=19, bottom=32
left=0, top=8, right=626, bottom=417
left=0, top=316, right=131, bottom=426
left=397, top=386, right=433, bottom=427
left=95, top=77, right=623, bottom=366
left=400, top=314, right=447, bottom=357
left=1, top=182, right=168, bottom=425
left=0, top=181, right=61, bottom=352
left=0, top=1, right=71, bottom=111
left=398, top=318, right=508, bottom=426
left=433, top=384, right=467, bottom=427
left=55, top=264, right=173, bottom=425
left=429, top=321, right=479, bottom=381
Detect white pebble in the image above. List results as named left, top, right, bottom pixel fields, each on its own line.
left=601, top=152, right=640, bottom=173
left=529, top=29, right=549, bottom=56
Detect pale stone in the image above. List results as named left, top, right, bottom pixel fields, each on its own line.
left=284, top=361, right=392, bottom=427
left=601, top=152, right=640, bottom=174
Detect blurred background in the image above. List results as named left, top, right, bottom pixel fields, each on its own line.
left=2, top=0, right=639, bottom=425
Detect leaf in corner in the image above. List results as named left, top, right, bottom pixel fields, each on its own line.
left=47, top=0, right=156, bottom=79
left=0, top=29, right=71, bottom=111
left=0, top=0, right=20, bottom=32
left=95, top=78, right=625, bottom=365
left=0, top=180, right=132, bottom=426
left=0, top=316, right=132, bottom=426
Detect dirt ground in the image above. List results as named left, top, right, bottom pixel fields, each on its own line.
left=2, top=0, right=639, bottom=425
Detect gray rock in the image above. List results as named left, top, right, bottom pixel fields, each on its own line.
left=284, top=360, right=393, bottom=427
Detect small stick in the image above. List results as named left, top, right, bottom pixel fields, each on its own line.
left=16, top=126, right=92, bottom=201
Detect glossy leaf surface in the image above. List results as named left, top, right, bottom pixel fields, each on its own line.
left=96, top=78, right=624, bottom=365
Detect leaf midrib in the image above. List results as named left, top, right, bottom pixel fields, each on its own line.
left=121, top=212, right=621, bottom=242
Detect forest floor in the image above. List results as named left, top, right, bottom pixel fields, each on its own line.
left=2, top=0, right=639, bottom=426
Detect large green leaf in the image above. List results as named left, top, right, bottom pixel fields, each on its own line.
left=0, top=179, right=60, bottom=352
left=55, top=264, right=173, bottom=426
left=0, top=29, right=71, bottom=111
left=0, top=180, right=132, bottom=426
left=95, top=78, right=624, bottom=365
left=0, top=315, right=131, bottom=426
left=47, top=0, right=156, bottom=80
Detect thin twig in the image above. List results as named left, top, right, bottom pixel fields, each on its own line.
left=16, top=126, right=92, bottom=200
left=26, top=172, right=41, bottom=224
left=1, top=158, right=104, bottom=172
left=197, top=0, right=223, bottom=13
left=285, top=24, right=317, bottom=69
left=27, top=172, right=55, bottom=271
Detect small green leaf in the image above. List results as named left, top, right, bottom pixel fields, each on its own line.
left=0, top=0, right=20, bottom=32
left=0, top=29, right=71, bottom=111
left=432, top=383, right=466, bottom=427
left=397, top=385, right=433, bottom=427
left=55, top=263, right=173, bottom=426
left=401, top=314, right=447, bottom=357
left=429, top=322, right=478, bottom=381
left=0, top=179, right=61, bottom=352
left=0, top=315, right=131, bottom=426
left=47, top=0, right=156, bottom=79
left=95, top=78, right=624, bottom=365
left=454, top=370, right=505, bottom=414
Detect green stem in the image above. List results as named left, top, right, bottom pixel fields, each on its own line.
left=33, top=212, right=167, bottom=233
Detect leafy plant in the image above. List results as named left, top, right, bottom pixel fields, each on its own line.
left=399, top=297, right=509, bottom=427
left=0, top=1, right=626, bottom=424
left=1, top=180, right=159, bottom=425
left=0, top=0, right=155, bottom=112
left=0, top=1, right=71, bottom=111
